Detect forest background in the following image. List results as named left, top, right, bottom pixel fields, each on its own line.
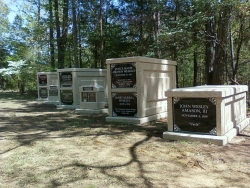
left=0, top=0, right=250, bottom=93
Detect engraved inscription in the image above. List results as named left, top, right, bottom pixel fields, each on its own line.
left=50, top=85, right=57, bottom=90
left=49, top=89, right=58, bottom=96
left=112, top=92, right=137, bottom=117
left=39, top=88, right=47, bottom=98
left=39, top=75, right=47, bottom=86
left=174, top=98, right=216, bottom=135
left=111, top=63, right=136, bottom=88
left=60, top=72, right=72, bottom=87
left=89, top=93, right=96, bottom=102
left=61, top=90, right=73, bottom=105
left=83, top=87, right=93, bottom=91
left=82, top=92, right=96, bottom=102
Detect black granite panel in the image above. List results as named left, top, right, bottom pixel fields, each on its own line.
left=173, top=98, right=216, bottom=134
left=49, top=89, right=58, bottom=96
left=39, top=88, right=47, bottom=98
left=88, top=93, right=96, bottom=102
left=112, top=92, right=137, bottom=117
left=60, top=72, right=72, bottom=87
left=61, top=90, right=73, bottom=105
left=39, top=75, right=47, bottom=86
left=82, top=93, right=88, bottom=102
left=82, top=92, right=96, bottom=102
left=111, top=63, right=136, bottom=88
left=83, top=87, right=93, bottom=91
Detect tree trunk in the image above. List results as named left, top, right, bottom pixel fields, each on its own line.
left=193, top=51, right=198, bottom=86
left=205, top=15, right=216, bottom=85
left=49, top=0, right=55, bottom=69
left=60, top=0, right=68, bottom=68
left=173, top=1, right=179, bottom=88
left=229, top=25, right=235, bottom=84
left=231, top=17, right=243, bottom=85
left=54, top=0, right=68, bottom=68
left=192, top=5, right=198, bottom=86
left=152, top=0, right=161, bottom=58
left=213, top=4, right=230, bottom=85
left=99, top=0, right=104, bottom=68
left=78, top=5, right=82, bottom=68
left=72, top=0, right=79, bottom=68
left=54, top=0, right=61, bottom=68
left=94, top=42, right=98, bottom=68
left=138, top=0, right=143, bottom=56
left=36, top=0, right=42, bottom=70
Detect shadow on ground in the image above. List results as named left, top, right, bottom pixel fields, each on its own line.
left=0, top=92, right=169, bottom=187
left=2, top=91, right=250, bottom=188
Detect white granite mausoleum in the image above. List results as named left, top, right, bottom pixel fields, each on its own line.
left=106, top=56, right=177, bottom=124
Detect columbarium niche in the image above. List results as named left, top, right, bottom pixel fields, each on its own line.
left=37, top=72, right=58, bottom=104
left=57, top=68, right=107, bottom=109
left=75, top=85, right=108, bottom=114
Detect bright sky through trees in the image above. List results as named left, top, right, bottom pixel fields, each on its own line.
left=2, top=0, right=18, bottom=22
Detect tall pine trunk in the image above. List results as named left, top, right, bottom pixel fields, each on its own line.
left=99, top=0, right=104, bottom=68
left=205, top=15, right=216, bottom=85
left=49, top=0, right=55, bottom=69
left=72, top=0, right=79, bottom=68
left=54, top=0, right=68, bottom=68
left=231, top=13, right=243, bottom=85
left=213, top=4, right=230, bottom=85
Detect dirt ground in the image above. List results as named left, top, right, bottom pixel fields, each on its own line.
left=0, top=91, right=250, bottom=188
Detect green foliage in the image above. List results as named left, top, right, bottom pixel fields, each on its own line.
left=0, top=0, right=10, bottom=35
left=1, top=0, right=250, bottom=87
left=0, top=60, right=37, bottom=92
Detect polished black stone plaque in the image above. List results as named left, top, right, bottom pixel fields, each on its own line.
left=111, top=63, right=136, bottom=88
left=82, top=93, right=88, bottom=102
left=49, top=86, right=58, bottom=96
left=173, top=98, right=216, bottom=135
left=61, top=90, right=73, bottom=105
left=39, top=88, right=47, bottom=98
left=60, top=72, right=72, bottom=87
left=50, top=85, right=57, bottom=90
left=39, top=75, right=47, bottom=86
left=112, top=92, right=137, bottom=117
left=49, top=89, right=58, bottom=96
left=82, top=92, right=96, bottom=102
left=88, top=93, right=96, bottom=102
left=83, top=87, right=93, bottom=91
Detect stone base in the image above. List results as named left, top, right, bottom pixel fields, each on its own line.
left=163, top=132, right=228, bottom=145
left=163, top=118, right=250, bottom=146
left=106, top=112, right=167, bottom=125
left=56, top=105, right=79, bottom=109
left=45, top=101, right=59, bottom=105
left=36, top=98, right=48, bottom=101
left=75, top=108, right=109, bottom=115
